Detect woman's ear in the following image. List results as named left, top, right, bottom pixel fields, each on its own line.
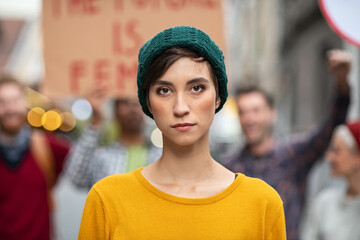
left=215, top=97, right=221, bottom=109
left=147, top=97, right=152, bottom=113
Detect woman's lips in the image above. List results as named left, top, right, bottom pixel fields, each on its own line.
left=171, top=123, right=196, bottom=132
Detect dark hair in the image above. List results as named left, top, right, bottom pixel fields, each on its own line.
left=143, top=47, right=219, bottom=107
left=235, top=84, right=274, bottom=108
left=113, top=97, right=138, bottom=112
left=0, top=75, right=24, bottom=91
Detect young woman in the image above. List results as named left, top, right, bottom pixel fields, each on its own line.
left=79, top=26, right=286, bottom=239
left=302, top=121, right=360, bottom=240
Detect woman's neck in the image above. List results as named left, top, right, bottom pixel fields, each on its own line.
left=141, top=134, right=235, bottom=198
left=158, top=140, right=214, bottom=182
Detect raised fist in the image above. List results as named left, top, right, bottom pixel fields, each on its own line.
left=327, top=49, right=351, bottom=80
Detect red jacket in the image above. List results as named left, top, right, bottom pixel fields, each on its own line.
left=0, top=132, right=70, bottom=240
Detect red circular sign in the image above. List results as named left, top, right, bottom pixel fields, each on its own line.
left=319, top=0, right=360, bottom=48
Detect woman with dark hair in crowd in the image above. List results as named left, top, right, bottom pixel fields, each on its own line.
left=78, top=26, right=286, bottom=239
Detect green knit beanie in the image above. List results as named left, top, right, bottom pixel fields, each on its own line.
left=137, top=26, right=228, bottom=118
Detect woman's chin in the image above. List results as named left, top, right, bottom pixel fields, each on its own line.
left=164, top=135, right=200, bottom=148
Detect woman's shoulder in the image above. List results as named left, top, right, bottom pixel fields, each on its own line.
left=91, top=171, right=140, bottom=195
left=238, top=174, right=283, bottom=204
left=234, top=174, right=285, bottom=231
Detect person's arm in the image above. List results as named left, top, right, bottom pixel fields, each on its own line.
left=64, top=125, right=102, bottom=188
left=65, top=85, right=109, bottom=188
left=78, top=187, right=108, bottom=240
left=290, top=50, right=351, bottom=173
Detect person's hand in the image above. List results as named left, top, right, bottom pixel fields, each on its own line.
left=327, top=49, right=351, bottom=92
left=87, top=84, right=109, bottom=127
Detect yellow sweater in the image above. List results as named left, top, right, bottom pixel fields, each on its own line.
left=79, top=169, right=286, bottom=240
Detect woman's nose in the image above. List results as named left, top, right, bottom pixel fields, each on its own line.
left=173, top=94, right=190, bottom=117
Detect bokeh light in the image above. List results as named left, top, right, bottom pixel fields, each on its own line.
left=71, top=98, right=93, bottom=121
left=60, top=112, right=77, bottom=132
left=150, top=127, right=163, bottom=148
left=41, top=110, right=62, bottom=131
left=27, top=107, right=45, bottom=127
left=223, top=97, right=239, bottom=116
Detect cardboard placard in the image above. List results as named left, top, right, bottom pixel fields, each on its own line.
left=42, top=0, right=225, bottom=98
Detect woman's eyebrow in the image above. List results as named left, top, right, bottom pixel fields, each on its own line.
left=153, top=80, right=173, bottom=86
left=154, top=78, right=210, bottom=86
left=187, top=78, right=210, bottom=85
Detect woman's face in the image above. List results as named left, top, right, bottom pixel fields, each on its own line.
left=326, top=134, right=360, bottom=177
left=148, top=57, right=220, bottom=147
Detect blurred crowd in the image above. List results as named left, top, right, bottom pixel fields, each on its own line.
left=0, top=49, right=359, bottom=240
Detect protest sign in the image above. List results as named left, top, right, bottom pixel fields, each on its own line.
left=42, top=0, right=225, bottom=98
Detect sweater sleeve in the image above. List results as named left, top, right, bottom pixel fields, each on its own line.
left=78, top=187, right=108, bottom=240
left=266, top=206, right=287, bottom=240
left=263, top=186, right=287, bottom=240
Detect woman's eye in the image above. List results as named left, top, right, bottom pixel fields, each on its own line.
left=191, top=85, right=205, bottom=93
left=156, top=87, right=171, bottom=95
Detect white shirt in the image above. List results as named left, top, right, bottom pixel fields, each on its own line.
left=301, top=184, right=360, bottom=240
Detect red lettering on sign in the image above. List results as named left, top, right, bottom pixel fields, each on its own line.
left=115, top=61, right=138, bottom=90
left=86, top=0, right=100, bottom=14
left=113, top=22, right=124, bottom=55
left=132, top=0, right=148, bottom=8
left=69, top=60, right=87, bottom=93
left=165, top=0, right=218, bottom=10
left=131, top=0, right=161, bottom=9
left=165, top=0, right=184, bottom=10
left=51, top=0, right=62, bottom=18
left=113, top=0, right=124, bottom=12
left=126, top=20, right=143, bottom=55
left=67, top=0, right=100, bottom=16
left=207, top=0, right=218, bottom=8
left=93, top=59, right=110, bottom=85
left=112, top=20, right=143, bottom=56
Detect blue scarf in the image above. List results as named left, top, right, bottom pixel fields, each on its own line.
left=0, top=127, right=31, bottom=169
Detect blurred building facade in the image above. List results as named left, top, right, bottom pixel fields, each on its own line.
left=2, top=0, right=359, bottom=135
left=0, top=20, right=25, bottom=74
left=226, top=0, right=360, bottom=136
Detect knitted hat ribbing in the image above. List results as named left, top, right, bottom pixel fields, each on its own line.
left=347, top=121, right=360, bottom=151
left=137, top=26, right=228, bottom=118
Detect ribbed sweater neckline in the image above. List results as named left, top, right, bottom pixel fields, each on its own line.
left=134, top=168, right=244, bottom=205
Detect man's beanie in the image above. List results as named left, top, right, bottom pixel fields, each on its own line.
left=347, top=121, right=360, bottom=151
left=137, top=26, right=228, bottom=118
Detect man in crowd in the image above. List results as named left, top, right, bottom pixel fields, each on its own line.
left=66, top=85, right=161, bottom=189
left=0, top=75, right=70, bottom=240
left=221, top=49, right=351, bottom=240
